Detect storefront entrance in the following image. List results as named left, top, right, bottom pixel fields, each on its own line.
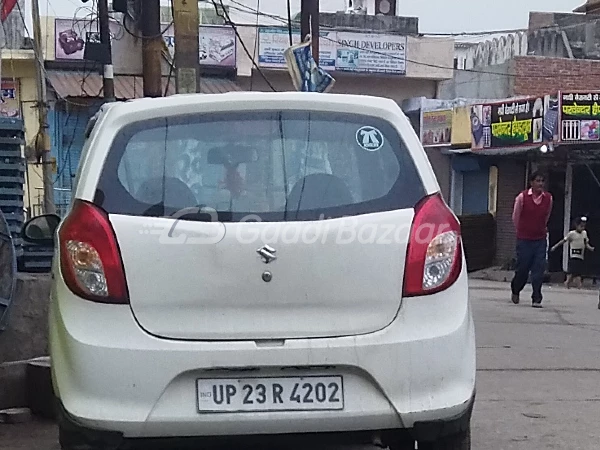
left=571, top=164, right=600, bottom=278
left=547, top=168, right=566, bottom=273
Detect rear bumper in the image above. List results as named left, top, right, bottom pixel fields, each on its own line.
left=50, top=267, right=475, bottom=440
left=57, top=393, right=475, bottom=447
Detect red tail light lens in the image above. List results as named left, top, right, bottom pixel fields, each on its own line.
left=403, top=193, right=462, bottom=297
left=58, top=200, right=129, bottom=304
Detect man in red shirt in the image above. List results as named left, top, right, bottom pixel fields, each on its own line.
left=511, top=171, right=553, bottom=308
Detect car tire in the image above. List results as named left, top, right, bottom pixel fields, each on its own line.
left=418, top=428, right=471, bottom=450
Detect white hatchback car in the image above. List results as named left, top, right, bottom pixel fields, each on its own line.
left=23, top=92, right=476, bottom=450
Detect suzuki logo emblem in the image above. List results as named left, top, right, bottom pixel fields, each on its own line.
left=257, top=245, right=277, bottom=264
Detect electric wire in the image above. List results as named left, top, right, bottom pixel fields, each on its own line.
left=226, top=0, right=590, bottom=38
left=212, top=0, right=276, bottom=92
left=221, top=0, right=600, bottom=81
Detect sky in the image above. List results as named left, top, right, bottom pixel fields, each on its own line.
left=24, top=0, right=585, bottom=36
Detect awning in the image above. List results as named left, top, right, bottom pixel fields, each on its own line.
left=46, top=70, right=242, bottom=100
left=442, top=146, right=541, bottom=156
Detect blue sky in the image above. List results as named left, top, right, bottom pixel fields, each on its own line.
left=26, top=0, right=585, bottom=35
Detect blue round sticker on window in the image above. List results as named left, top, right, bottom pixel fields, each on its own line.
left=356, top=126, right=384, bottom=152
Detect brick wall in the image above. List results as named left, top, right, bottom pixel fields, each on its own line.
left=513, top=56, right=600, bottom=96
left=495, top=159, right=527, bottom=266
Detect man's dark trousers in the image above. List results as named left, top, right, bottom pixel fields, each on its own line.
left=511, top=238, right=547, bottom=303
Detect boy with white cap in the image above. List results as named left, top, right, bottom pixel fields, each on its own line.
left=551, top=216, right=595, bottom=289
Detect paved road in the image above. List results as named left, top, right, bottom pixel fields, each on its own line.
left=2, top=279, right=600, bottom=449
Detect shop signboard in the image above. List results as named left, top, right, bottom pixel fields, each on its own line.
left=55, top=18, right=121, bottom=60
left=451, top=105, right=472, bottom=148
left=257, top=27, right=336, bottom=69
left=420, top=109, right=452, bottom=147
left=335, top=32, right=406, bottom=75
left=0, top=80, right=20, bottom=118
left=470, top=97, right=545, bottom=150
left=162, top=24, right=237, bottom=68
left=559, top=91, right=600, bottom=142
left=257, top=27, right=406, bottom=75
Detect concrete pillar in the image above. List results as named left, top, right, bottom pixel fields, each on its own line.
left=563, top=163, right=573, bottom=273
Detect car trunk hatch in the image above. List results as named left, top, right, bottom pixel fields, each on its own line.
left=111, top=209, right=413, bottom=340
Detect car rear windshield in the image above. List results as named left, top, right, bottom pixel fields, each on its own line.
left=94, top=110, right=426, bottom=222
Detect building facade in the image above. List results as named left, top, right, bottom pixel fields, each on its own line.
left=436, top=4, right=600, bottom=275
left=36, top=8, right=455, bottom=215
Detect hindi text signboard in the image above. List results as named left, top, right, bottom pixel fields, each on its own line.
left=421, top=109, right=452, bottom=147
left=559, top=92, right=600, bottom=142
left=0, top=80, right=19, bottom=118
left=470, top=97, right=545, bottom=150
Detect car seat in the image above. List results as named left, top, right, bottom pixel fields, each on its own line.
left=286, top=173, right=353, bottom=216
left=136, top=176, right=197, bottom=213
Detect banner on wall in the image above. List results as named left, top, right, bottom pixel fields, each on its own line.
left=258, top=27, right=336, bottom=69
left=54, top=18, right=122, bottom=60
left=421, top=109, right=452, bottom=147
left=335, top=32, right=406, bottom=75
left=559, top=91, right=600, bottom=142
left=451, top=106, right=472, bottom=148
left=257, top=27, right=406, bottom=75
left=162, top=24, right=237, bottom=68
left=469, top=97, right=545, bottom=150
left=0, top=80, right=19, bottom=118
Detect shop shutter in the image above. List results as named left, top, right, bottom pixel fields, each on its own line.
left=52, top=101, right=102, bottom=216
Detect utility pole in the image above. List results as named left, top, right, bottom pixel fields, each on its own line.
left=310, top=0, right=320, bottom=62
left=300, top=0, right=310, bottom=43
left=98, top=0, right=115, bottom=101
left=142, top=0, right=163, bottom=97
left=31, top=0, right=55, bottom=215
left=173, top=0, right=200, bottom=93
left=300, top=0, right=319, bottom=62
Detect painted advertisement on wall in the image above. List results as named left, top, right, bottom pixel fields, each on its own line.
left=421, top=109, right=452, bottom=147
left=162, top=24, right=237, bottom=68
left=335, top=32, right=406, bottom=75
left=0, top=80, right=20, bottom=118
left=258, top=27, right=336, bottom=69
left=470, top=97, right=545, bottom=150
left=54, top=18, right=122, bottom=60
left=559, top=92, right=600, bottom=142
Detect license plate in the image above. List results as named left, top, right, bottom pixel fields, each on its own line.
left=196, top=376, right=344, bottom=413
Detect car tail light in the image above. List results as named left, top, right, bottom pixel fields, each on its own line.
left=58, top=200, right=129, bottom=304
left=403, top=193, right=462, bottom=297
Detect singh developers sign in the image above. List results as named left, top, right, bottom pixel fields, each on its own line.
left=470, top=97, right=545, bottom=150
left=257, top=28, right=406, bottom=75
left=335, top=32, right=406, bottom=75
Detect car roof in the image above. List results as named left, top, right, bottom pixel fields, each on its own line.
left=106, top=92, right=402, bottom=121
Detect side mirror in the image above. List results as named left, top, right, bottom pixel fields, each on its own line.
left=21, top=214, right=61, bottom=245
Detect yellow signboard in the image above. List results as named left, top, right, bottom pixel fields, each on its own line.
left=451, top=105, right=472, bottom=148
